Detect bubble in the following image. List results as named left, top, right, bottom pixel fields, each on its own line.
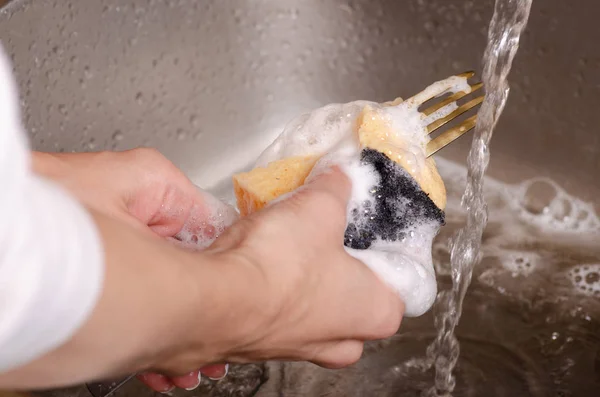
left=521, top=179, right=558, bottom=215
left=85, top=138, right=96, bottom=151
left=176, top=128, right=187, bottom=140
left=511, top=178, right=600, bottom=233
left=585, top=271, right=599, bottom=283
left=497, top=251, right=539, bottom=276
left=567, top=264, right=600, bottom=297
left=189, top=114, right=199, bottom=127
left=83, top=65, right=92, bottom=79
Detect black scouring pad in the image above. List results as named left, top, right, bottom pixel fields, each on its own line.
left=343, top=148, right=445, bottom=250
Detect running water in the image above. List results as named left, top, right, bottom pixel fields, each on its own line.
left=425, top=0, right=533, bottom=395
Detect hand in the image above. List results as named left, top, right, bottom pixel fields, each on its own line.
left=154, top=167, right=404, bottom=372
left=33, top=148, right=231, bottom=392
left=30, top=149, right=404, bottom=384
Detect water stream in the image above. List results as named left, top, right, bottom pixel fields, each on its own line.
left=426, top=0, right=533, bottom=395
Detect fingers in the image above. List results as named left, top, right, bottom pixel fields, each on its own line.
left=169, top=370, right=202, bottom=390
left=114, top=148, right=237, bottom=241
left=137, top=373, right=174, bottom=394
left=199, top=363, right=229, bottom=380
left=138, top=365, right=229, bottom=393
left=310, top=340, right=364, bottom=369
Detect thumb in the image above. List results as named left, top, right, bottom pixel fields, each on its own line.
left=267, top=165, right=352, bottom=212
left=302, top=166, right=352, bottom=207
left=265, top=166, right=352, bottom=236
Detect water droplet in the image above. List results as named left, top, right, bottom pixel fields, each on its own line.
left=189, top=114, right=199, bottom=127
left=86, top=138, right=97, bottom=150
left=83, top=65, right=92, bottom=79
left=112, top=130, right=124, bottom=141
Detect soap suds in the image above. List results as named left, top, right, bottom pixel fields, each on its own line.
left=175, top=188, right=239, bottom=250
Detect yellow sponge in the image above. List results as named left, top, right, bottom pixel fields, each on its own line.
left=233, top=155, right=319, bottom=216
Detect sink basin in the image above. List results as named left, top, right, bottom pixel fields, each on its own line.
left=1, top=0, right=598, bottom=396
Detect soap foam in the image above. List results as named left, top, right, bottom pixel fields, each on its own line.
left=256, top=76, right=470, bottom=317
left=567, top=264, right=600, bottom=297
left=256, top=101, right=374, bottom=167
left=436, top=159, right=600, bottom=236
left=512, top=178, right=600, bottom=233
left=175, top=188, right=239, bottom=250
left=433, top=156, right=600, bottom=309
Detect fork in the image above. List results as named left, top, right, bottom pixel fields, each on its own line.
left=413, top=71, right=484, bottom=157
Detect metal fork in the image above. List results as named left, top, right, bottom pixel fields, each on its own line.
left=86, top=375, right=135, bottom=397
left=416, top=71, right=484, bottom=157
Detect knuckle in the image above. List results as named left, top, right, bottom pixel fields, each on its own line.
left=128, top=147, right=168, bottom=165
left=210, top=217, right=255, bottom=250
left=124, top=147, right=183, bottom=182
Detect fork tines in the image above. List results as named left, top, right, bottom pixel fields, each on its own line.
left=418, top=71, right=484, bottom=157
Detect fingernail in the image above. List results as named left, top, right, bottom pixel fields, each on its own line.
left=184, top=372, right=202, bottom=391
left=208, top=364, right=229, bottom=381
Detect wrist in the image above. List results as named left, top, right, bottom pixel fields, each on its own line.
left=186, top=249, right=274, bottom=363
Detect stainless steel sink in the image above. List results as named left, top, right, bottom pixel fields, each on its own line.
left=1, top=0, right=598, bottom=396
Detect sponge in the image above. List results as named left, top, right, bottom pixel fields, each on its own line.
left=232, top=99, right=446, bottom=217
left=233, top=155, right=318, bottom=216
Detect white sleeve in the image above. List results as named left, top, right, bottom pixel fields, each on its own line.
left=0, top=46, right=104, bottom=373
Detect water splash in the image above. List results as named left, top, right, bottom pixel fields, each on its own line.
left=426, top=0, right=533, bottom=395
